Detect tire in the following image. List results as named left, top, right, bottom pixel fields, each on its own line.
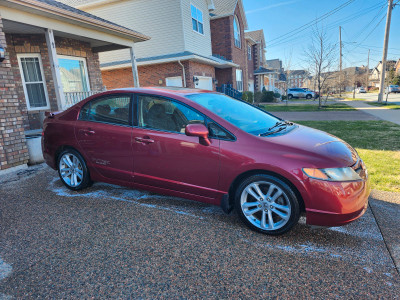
left=306, top=94, right=312, bottom=99
left=57, top=148, right=91, bottom=191
left=287, top=94, right=293, bottom=100
left=234, top=174, right=300, bottom=235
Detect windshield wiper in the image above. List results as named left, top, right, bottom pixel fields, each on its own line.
left=259, top=120, right=293, bottom=137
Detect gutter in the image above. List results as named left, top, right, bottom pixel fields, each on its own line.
left=178, top=60, right=187, bottom=88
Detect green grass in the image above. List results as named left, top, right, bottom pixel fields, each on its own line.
left=262, top=103, right=356, bottom=112
left=296, top=120, right=400, bottom=193
left=365, top=102, right=400, bottom=110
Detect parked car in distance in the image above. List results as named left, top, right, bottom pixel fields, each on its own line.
left=287, top=88, right=316, bottom=99
left=357, top=87, right=366, bottom=93
left=386, top=85, right=399, bottom=93
left=42, top=88, right=370, bottom=235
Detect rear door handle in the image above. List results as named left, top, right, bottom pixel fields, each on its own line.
left=135, top=137, right=155, bottom=144
left=80, top=129, right=95, bottom=136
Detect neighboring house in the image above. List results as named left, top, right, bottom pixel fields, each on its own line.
left=245, top=30, right=268, bottom=92
left=0, top=0, right=148, bottom=172
left=287, top=70, right=308, bottom=88
left=59, top=0, right=242, bottom=91
left=210, top=0, right=249, bottom=92
left=395, top=58, right=400, bottom=75
left=369, top=60, right=396, bottom=87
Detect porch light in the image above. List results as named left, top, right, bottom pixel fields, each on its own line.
left=0, top=46, right=5, bottom=62
left=193, top=76, right=199, bottom=85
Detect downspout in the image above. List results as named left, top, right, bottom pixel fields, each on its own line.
left=178, top=60, right=186, bottom=87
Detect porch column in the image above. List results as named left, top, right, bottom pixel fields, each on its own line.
left=45, top=28, right=65, bottom=110
left=130, top=44, right=140, bottom=87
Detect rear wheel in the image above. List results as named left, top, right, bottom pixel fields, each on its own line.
left=235, top=174, right=300, bottom=235
left=306, top=94, right=312, bottom=99
left=288, top=94, right=293, bottom=100
left=57, top=149, right=91, bottom=191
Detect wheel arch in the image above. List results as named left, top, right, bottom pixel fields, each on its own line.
left=228, top=169, right=306, bottom=212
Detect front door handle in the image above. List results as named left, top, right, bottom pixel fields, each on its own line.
left=135, top=137, right=155, bottom=144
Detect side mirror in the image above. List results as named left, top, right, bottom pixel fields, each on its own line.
left=185, top=123, right=211, bottom=146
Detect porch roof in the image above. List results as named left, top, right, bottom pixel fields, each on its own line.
left=0, top=0, right=150, bottom=47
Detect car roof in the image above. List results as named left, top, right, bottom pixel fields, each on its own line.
left=109, top=87, right=215, bottom=97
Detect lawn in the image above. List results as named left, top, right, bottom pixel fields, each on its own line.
left=365, top=102, right=400, bottom=110
left=296, top=120, right=400, bottom=193
left=262, top=103, right=355, bottom=112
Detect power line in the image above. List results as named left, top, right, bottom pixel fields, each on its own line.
left=267, top=0, right=355, bottom=47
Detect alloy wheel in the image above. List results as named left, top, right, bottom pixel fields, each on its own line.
left=59, top=153, right=84, bottom=188
left=240, top=181, right=292, bottom=231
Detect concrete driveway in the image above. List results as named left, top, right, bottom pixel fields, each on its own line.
left=0, top=165, right=399, bottom=298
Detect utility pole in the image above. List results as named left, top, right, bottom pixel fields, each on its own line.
left=366, top=49, right=370, bottom=88
left=378, top=0, right=394, bottom=102
left=339, top=26, right=342, bottom=97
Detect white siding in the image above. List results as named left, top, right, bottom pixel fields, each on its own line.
left=181, top=0, right=212, bottom=57
left=82, top=0, right=185, bottom=64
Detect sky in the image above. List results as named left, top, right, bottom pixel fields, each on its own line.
left=242, top=0, right=400, bottom=71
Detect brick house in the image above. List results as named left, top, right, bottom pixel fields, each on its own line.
left=245, top=30, right=271, bottom=92
left=287, top=70, right=309, bottom=88
left=369, top=60, right=397, bottom=87
left=210, top=0, right=249, bottom=92
left=59, top=0, right=240, bottom=91
left=0, top=0, right=148, bottom=172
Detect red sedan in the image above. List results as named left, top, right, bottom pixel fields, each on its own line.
left=42, top=88, right=370, bottom=235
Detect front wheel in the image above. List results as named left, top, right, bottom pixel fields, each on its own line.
left=287, top=94, right=293, bottom=99
left=57, top=149, right=91, bottom=191
left=306, top=94, right=312, bottom=99
left=235, top=174, right=300, bottom=235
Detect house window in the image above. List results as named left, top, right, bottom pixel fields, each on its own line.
left=236, top=69, right=243, bottom=92
left=260, top=47, right=263, bottom=62
left=248, top=45, right=252, bottom=60
left=17, top=54, right=49, bottom=111
left=58, top=55, right=90, bottom=92
left=234, top=16, right=241, bottom=48
left=191, top=4, right=204, bottom=34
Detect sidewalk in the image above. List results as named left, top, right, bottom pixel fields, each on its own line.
left=344, top=101, right=400, bottom=125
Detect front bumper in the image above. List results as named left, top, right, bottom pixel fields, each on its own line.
left=303, top=175, right=370, bottom=227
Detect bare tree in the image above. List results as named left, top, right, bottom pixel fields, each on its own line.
left=283, top=49, right=293, bottom=103
left=303, top=25, right=337, bottom=108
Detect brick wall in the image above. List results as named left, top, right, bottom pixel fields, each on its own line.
left=210, top=4, right=248, bottom=91
left=6, top=34, right=103, bottom=130
left=0, top=16, right=29, bottom=170
left=102, top=60, right=215, bottom=90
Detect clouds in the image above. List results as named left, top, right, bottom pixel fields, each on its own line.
left=246, top=0, right=299, bottom=14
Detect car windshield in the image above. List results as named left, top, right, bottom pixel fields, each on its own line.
left=186, top=93, right=280, bottom=135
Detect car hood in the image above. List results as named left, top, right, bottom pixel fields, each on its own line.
left=266, top=125, right=358, bottom=167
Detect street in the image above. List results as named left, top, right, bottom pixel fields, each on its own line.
left=353, top=92, right=400, bottom=104
left=0, top=165, right=399, bottom=298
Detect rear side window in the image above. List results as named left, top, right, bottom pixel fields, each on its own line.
left=80, top=94, right=131, bottom=126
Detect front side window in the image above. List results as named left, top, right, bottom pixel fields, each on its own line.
left=186, top=93, right=280, bottom=135
left=191, top=4, right=204, bottom=34
left=236, top=69, right=243, bottom=92
left=138, top=95, right=205, bottom=133
left=248, top=45, right=252, bottom=60
left=17, top=54, right=49, bottom=110
left=234, top=16, right=241, bottom=48
left=59, top=56, right=90, bottom=92
left=80, top=94, right=131, bottom=126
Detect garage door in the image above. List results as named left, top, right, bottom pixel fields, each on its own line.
left=166, top=76, right=183, bottom=87
left=196, top=77, right=213, bottom=90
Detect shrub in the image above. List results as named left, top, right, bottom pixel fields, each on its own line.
left=274, top=92, right=281, bottom=99
left=254, top=91, right=263, bottom=103
left=242, top=91, right=254, bottom=103
left=261, top=90, right=275, bottom=103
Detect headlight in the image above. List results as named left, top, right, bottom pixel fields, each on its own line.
left=303, top=167, right=362, bottom=181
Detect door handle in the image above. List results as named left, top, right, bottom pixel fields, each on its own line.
left=80, top=129, right=95, bottom=136
left=135, top=137, right=155, bottom=144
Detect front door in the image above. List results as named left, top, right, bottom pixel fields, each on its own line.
left=132, top=94, right=221, bottom=200
left=75, top=93, right=133, bottom=182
